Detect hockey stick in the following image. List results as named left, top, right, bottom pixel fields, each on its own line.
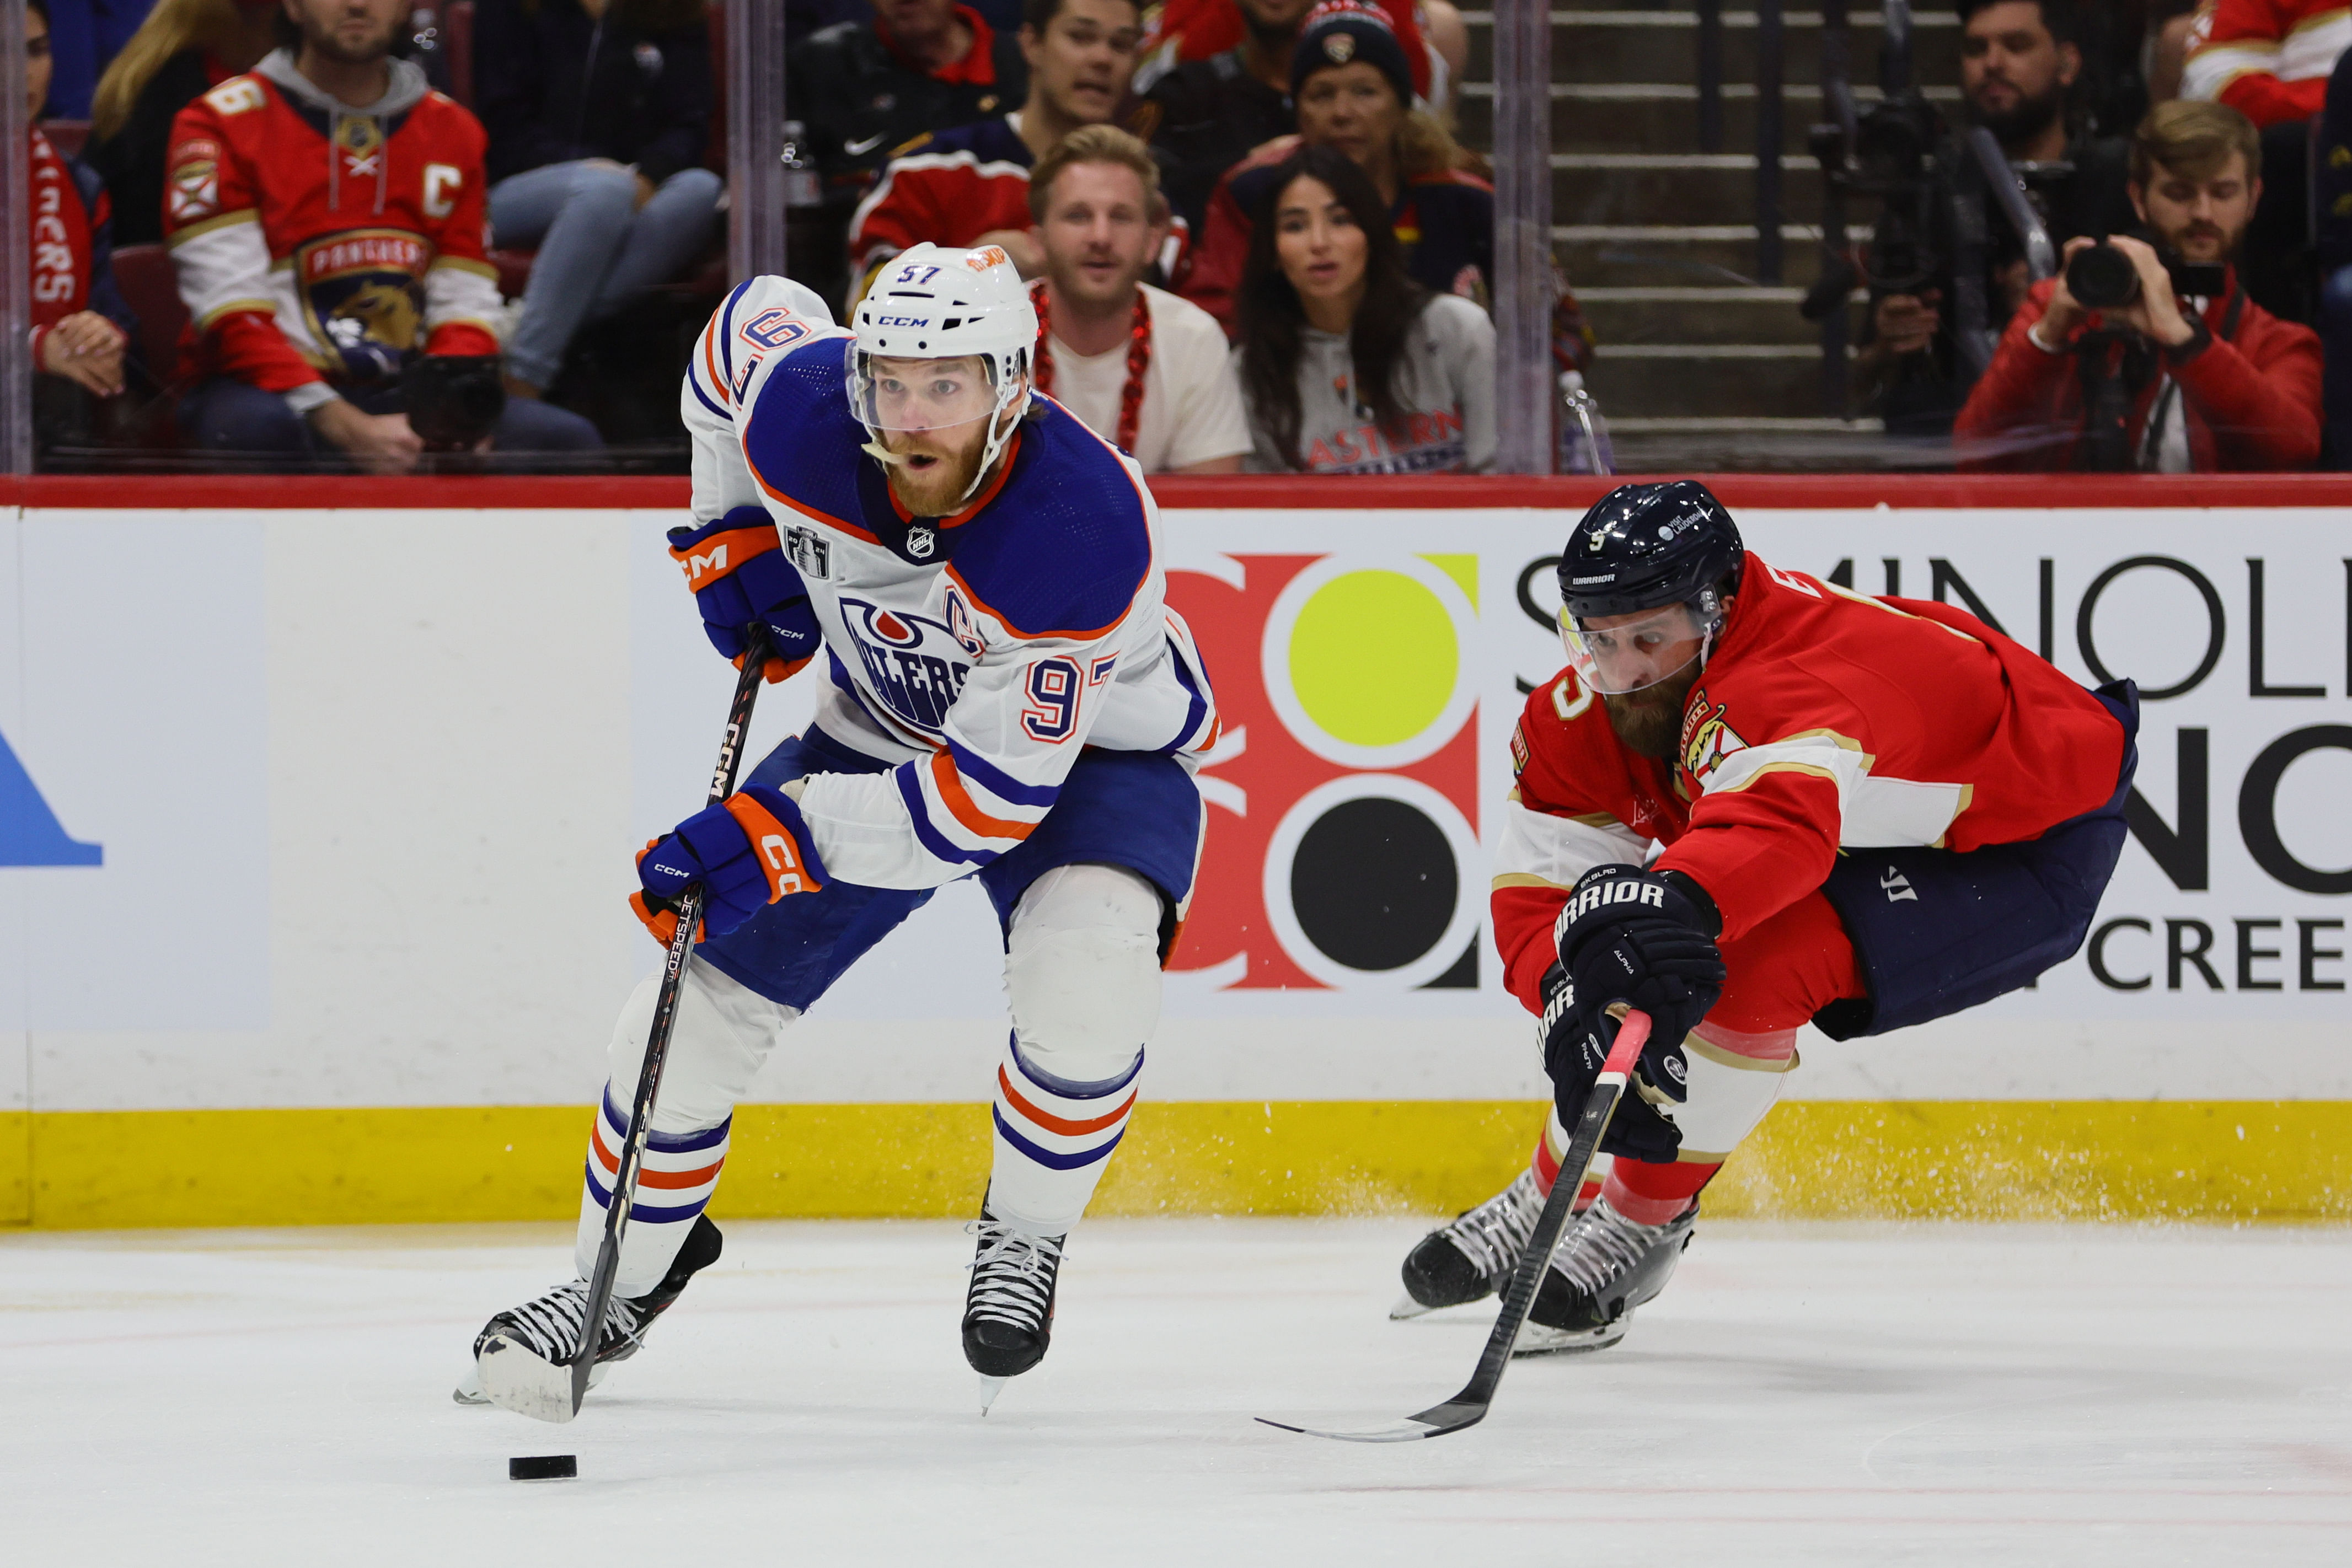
left=1257, top=1008, right=1652, bottom=1443
left=479, top=633, right=770, bottom=1424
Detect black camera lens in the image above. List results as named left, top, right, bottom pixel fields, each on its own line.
left=2066, top=243, right=2140, bottom=311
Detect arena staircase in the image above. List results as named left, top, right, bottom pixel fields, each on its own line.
left=1456, top=5, right=1963, bottom=468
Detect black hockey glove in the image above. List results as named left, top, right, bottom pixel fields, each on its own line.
left=1535, top=963, right=1683, bottom=1162
left=1550, top=864, right=1726, bottom=1103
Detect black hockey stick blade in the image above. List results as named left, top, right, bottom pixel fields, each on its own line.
left=1260, top=1010, right=1652, bottom=1443
left=484, top=643, right=769, bottom=1426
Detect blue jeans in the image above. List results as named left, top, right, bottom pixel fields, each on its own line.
left=490, top=160, right=725, bottom=389
left=178, top=377, right=604, bottom=462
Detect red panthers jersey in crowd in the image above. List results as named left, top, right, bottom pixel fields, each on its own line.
left=1137, top=0, right=1438, bottom=101
left=163, top=56, right=502, bottom=396
left=28, top=126, right=107, bottom=363
left=1490, top=555, right=2128, bottom=1012
left=2182, top=0, right=2350, bottom=128
left=848, top=114, right=1187, bottom=291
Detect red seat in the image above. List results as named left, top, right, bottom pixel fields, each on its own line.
left=443, top=1, right=475, bottom=110
left=108, top=244, right=190, bottom=390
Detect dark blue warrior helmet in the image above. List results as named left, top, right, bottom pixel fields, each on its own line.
left=1556, top=480, right=1745, bottom=620
left=1555, top=481, right=1747, bottom=696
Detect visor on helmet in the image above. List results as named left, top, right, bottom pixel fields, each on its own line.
left=850, top=353, right=1004, bottom=433
left=1560, top=600, right=1722, bottom=696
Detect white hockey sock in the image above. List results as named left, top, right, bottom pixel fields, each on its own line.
left=985, top=1037, right=1143, bottom=1237
left=573, top=1085, right=732, bottom=1297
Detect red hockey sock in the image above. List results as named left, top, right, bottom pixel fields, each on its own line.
left=1601, top=1156, right=1718, bottom=1225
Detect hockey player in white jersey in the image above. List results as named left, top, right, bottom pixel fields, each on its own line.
left=458, top=244, right=1217, bottom=1408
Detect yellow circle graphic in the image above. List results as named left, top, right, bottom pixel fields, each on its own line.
left=1287, top=570, right=1458, bottom=748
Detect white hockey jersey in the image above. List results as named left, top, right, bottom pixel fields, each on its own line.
left=682, top=276, right=1219, bottom=890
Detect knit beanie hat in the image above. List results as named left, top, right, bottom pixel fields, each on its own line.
left=1292, top=1, right=1417, bottom=108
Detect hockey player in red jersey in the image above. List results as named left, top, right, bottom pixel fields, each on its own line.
left=1396, top=481, right=2139, bottom=1351
left=164, top=0, right=599, bottom=467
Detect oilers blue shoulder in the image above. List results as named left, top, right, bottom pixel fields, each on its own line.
left=951, top=401, right=1153, bottom=640
left=740, top=334, right=870, bottom=522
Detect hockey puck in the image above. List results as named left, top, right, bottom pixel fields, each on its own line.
left=508, top=1454, right=577, bottom=1481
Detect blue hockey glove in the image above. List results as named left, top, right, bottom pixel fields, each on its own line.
left=1535, top=963, right=1683, bottom=1162
left=1550, top=864, right=1726, bottom=1103
left=630, top=785, right=827, bottom=943
left=667, top=508, right=822, bottom=683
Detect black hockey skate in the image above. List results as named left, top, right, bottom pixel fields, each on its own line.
left=1394, top=1168, right=1549, bottom=1318
left=962, top=1206, right=1064, bottom=1410
left=1513, top=1196, right=1695, bottom=1355
left=454, top=1213, right=724, bottom=1411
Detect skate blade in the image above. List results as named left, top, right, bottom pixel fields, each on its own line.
left=457, top=1358, right=606, bottom=1406
left=476, top=1333, right=581, bottom=1424
left=977, top=1376, right=1009, bottom=1415
left=1510, top=1318, right=1630, bottom=1357
left=1387, top=1293, right=1437, bottom=1321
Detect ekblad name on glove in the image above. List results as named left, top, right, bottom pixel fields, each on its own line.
left=1550, top=863, right=1727, bottom=1103
left=667, top=506, right=823, bottom=682
left=630, top=784, right=828, bottom=943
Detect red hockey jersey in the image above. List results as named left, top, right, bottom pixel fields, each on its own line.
left=1489, top=555, right=2127, bottom=1012
left=163, top=52, right=501, bottom=397
left=2180, top=0, right=2349, bottom=128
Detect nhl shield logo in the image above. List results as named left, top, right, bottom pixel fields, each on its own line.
left=905, top=525, right=936, bottom=559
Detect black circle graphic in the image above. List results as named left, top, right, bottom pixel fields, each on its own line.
left=1288, top=798, right=1458, bottom=971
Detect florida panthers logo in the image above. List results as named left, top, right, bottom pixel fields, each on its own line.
left=839, top=597, right=973, bottom=733
left=1679, top=688, right=1748, bottom=780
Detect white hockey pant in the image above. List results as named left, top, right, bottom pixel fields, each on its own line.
left=574, top=862, right=1163, bottom=1293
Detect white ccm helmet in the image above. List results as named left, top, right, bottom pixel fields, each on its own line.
left=849, top=243, right=1037, bottom=505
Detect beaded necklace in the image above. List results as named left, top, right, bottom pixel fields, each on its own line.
left=1030, top=282, right=1154, bottom=455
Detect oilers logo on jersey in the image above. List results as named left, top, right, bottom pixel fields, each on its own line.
left=839, top=597, right=974, bottom=735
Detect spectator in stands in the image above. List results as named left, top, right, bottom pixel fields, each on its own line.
left=1134, top=0, right=1464, bottom=119
left=1139, top=0, right=1365, bottom=238
left=167, top=0, right=601, bottom=468
left=2180, top=0, right=2343, bottom=126
left=1233, top=144, right=1492, bottom=472
left=1954, top=100, right=2321, bottom=469
left=87, top=0, right=280, bottom=246
left=25, top=0, right=138, bottom=450
left=849, top=0, right=1144, bottom=295
left=1028, top=126, right=1248, bottom=470
left=473, top=0, right=721, bottom=401
left=1180, top=1, right=1497, bottom=335
left=793, top=0, right=1029, bottom=308
left=1858, top=0, right=2136, bottom=436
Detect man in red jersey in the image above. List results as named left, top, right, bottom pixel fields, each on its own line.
left=165, top=0, right=600, bottom=469
left=1395, top=480, right=2139, bottom=1351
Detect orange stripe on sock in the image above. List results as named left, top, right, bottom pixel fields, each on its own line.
left=591, top=1119, right=725, bottom=1188
left=996, top=1064, right=1136, bottom=1137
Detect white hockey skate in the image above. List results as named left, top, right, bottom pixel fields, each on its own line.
left=455, top=1213, right=722, bottom=1420
left=1392, top=1168, right=1549, bottom=1319
left=1513, top=1196, right=1696, bottom=1356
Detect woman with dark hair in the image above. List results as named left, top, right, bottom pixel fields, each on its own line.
left=1234, top=144, right=1492, bottom=472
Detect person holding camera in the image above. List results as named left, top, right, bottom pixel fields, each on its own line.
left=1954, top=100, right=2321, bottom=470
left=1855, top=0, right=2135, bottom=435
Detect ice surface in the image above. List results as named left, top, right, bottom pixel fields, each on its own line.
left=3, top=1218, right=2348, bottom=1565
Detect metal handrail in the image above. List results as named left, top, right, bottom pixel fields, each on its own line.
left=1755, top=0, right=1786, bottom=284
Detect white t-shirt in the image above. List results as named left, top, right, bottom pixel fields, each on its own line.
left=1041, top=283, right=1250, bottom=472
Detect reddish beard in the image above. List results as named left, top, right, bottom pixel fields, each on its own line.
left=1602, top=668, right=1699, bottom=759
